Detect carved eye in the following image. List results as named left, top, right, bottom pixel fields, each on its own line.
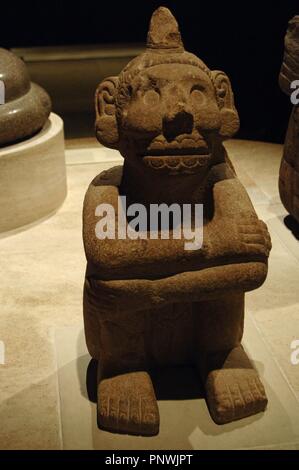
left=190, top=85, right=206, bottom=105
left=143, top=89, right=160, bottom=106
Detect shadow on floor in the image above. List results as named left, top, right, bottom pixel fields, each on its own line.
left=284, top=215, right=299, bottom=240
left=86, top=359, right=205, bottom=403
left=150, top=366, right=205, bottom=401
left=86, top=359, right=98, bottom=403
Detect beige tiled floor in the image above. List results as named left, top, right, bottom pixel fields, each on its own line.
left=0, top=139, right=298, bottom=449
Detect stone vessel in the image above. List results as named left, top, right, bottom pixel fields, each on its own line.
left=0, top=48, right=51, bottom=147
left=279, top=16, right=299, bottom=223
left=83, top=7, right=271, bottom=435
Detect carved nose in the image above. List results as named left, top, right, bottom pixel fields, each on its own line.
left=163, top=109, right=194, bottom=142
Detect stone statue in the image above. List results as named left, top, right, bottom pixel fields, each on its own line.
left=279, top=16, right=299, bottom=223
left=0, top=48, right=51, bottom=146
left=83, top=7, right=271, bottom=435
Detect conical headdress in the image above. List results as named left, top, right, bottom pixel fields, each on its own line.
left=119, top=7, right=210, bottom=79
left=146, top=7, right=184, bottom=52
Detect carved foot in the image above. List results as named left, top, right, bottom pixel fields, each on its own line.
left=97, top=370, right=160, bottom=436
left=200, top=346, right=268, bottom=424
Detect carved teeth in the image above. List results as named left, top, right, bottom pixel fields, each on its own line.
left=150, top=157, right=164, bottom=168
left=143, top=155, right=210, bottom=172
left=144, top=147, right=208, bottom=156
left=167, top=158, right=180, bottom=167
left=146, top=134, right=208, bottom=153
left=184, top=157, right=197, bottom=167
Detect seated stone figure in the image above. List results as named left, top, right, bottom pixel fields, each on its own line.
left=83, top=7, right=271, bottom=435
left=279, top=16, right=299, bottom=223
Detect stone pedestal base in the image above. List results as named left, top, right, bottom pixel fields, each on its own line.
left=0, top=113, right=67, bottom=234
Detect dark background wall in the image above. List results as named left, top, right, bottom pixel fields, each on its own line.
left=1, top=0, right=298, bottom=143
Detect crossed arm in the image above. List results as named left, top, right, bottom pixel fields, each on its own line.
left=205, top=163, right=271, bottom=262
left=83, top=164, right=271, bottom=310
left=83, top=164, right=271, bottom=274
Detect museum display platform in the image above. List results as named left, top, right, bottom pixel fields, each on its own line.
left=0, top=113, right=67, bottom=234
left=0, top=139, right=298, bottom=449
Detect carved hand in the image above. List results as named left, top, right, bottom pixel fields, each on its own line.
left=237, top=218, right=272, bottom=258
left=208, top=172, right=272, bottom=262
left=206, top=216, right=271, bottom=262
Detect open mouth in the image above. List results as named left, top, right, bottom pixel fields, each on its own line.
left=143, top=146, right=209, bottom=157
left=142, top=142, right=211, bottom=173
left=140, top=134, right=211, bottom=173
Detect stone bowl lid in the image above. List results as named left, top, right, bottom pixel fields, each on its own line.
left=0, top=47, right=52, bottom=147
left=0, top=48, right=31, bottom=102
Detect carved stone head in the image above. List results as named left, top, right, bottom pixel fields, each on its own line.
left=95, top=7, right=239, bottom=176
